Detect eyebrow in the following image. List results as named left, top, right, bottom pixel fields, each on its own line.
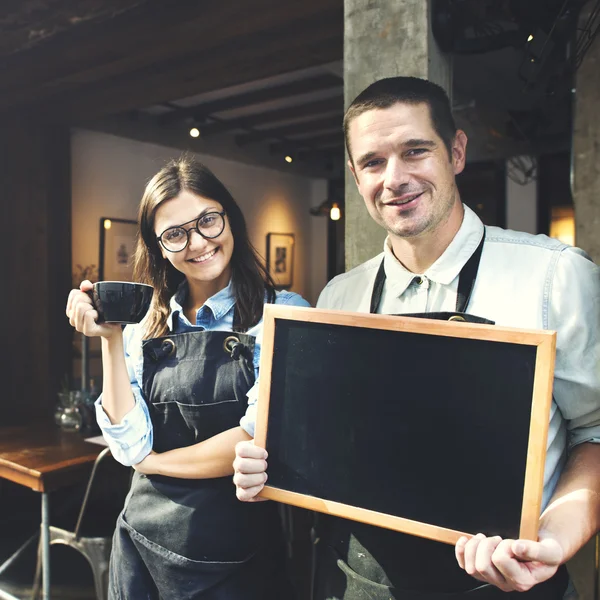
left=355, top=139, right=436, bottom=168
left=160, top=207, right=220, bottom=234
left=405, top=138, right=436, bottom=148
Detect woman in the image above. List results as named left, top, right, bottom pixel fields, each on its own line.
left=66, top=157, right=309, bottom=599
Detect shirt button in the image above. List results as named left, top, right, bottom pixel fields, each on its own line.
left=414, top=276, right=424, bottom=285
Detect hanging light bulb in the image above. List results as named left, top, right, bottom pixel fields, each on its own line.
left=330, top=202, right=341, bottom=221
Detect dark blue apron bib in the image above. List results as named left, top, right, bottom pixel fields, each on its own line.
left=108, top=318, right=291, bottom=599
left=314, top=231, right=568, bottom=600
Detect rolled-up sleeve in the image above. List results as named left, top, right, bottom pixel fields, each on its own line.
left=549, top=247, right=600, bottom=449
left=95, top=324, right=154, bottom=466
left=240, top=291, right=311, bottom=437
left=240, top=384, right=258, bottom=437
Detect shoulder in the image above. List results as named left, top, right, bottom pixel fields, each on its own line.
left=122, top=305, right=167, bottom=350
left=484, top=225, right=596, bottom=274
left=317, top=253, right=383, bottom=309
left=273, top=289, right=311, bottom=308
left=122, top=321, right=145, bottom=356
left=321, top=254, right=383, bottom=291
left=324, top=254, right=383, bottom=290
left=484, top=226, right=568, bottom=253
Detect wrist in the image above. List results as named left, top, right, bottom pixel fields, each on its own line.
left=145, top=451, right=160, bottom=475
left=536, top=528, right=567, bottom=563
left=101, top=328, right=124, bottom=347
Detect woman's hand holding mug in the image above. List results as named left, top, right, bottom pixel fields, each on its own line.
left=66, top=280, right=122, bottom=339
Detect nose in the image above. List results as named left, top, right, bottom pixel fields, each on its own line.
left=187, top=228, right=208, bottom=251
left=383, top=156, right=411, bottom=191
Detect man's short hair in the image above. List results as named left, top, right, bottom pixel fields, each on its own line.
left=343, top=77, right=457, bottom=162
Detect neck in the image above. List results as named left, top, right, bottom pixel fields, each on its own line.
left=184, top=272, right=231, bottom=317
left=389, top=201, right=464, bottom=273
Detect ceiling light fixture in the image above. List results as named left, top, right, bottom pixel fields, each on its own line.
left=284, top=155, right=293, bottom=163
left=189, top=127, right=200, bottom=138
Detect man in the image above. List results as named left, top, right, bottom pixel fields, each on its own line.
left=233, top=77, right=600, bottom=599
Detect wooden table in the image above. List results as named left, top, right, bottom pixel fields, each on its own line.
left=0, top=424, right=104, bottom=600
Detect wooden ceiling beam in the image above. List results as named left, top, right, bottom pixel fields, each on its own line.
left=235, top=115, right=342, bottom=146
left=0, top=4, right=343, bottom=120
left=0, top=0, right=341, bottom=95
left=200, top=95, right=343, bottom=136
left=270, top=132, right=343, bottom=154
left=161, top=75, right=341, bottom=125
left=0, top=0, right=146, bottom=57
left=40, top=23, right=342, bottom=121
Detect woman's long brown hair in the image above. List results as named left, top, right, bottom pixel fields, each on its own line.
left=133, top=156, right=276, bottom=339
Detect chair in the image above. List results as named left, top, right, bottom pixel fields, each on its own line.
left=32, top=447, right=121, bottom=600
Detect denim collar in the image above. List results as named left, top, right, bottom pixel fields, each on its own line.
left=167, top=279, right=236, bottom=330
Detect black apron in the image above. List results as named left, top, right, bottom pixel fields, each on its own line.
left=314, top=231, right=568, bottom=600
left=108, top=315, right=291, bottom=599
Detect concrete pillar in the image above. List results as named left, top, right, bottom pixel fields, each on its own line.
left=506, top=156, right=538, bottom=234
left=572, top=4, right=600, bottom=263
left=344, top=0, right=451, bottom=269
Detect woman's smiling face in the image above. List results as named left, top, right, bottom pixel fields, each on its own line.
left=154, top=189, right=234, bottom=291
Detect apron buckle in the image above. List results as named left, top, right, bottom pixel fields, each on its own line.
left=448, top=315, right=466, bottom=322
left=223, top=335, right=242, bottom=360
left=161, top=338, right=176, bottom=356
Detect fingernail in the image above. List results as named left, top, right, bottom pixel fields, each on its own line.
left=514, top=542, right=526, bottom=554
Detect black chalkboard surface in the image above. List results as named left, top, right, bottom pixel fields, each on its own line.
left=255, top=305, right=556, bottom=545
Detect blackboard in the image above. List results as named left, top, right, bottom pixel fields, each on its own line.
left=255, top=305, right=556, bottom=545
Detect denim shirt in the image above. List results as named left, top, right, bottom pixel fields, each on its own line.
left=96, top=281, right=310, bottom=465
left=314, top=204, right=600, bottom=510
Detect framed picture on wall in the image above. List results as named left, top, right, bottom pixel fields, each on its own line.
left=266, top=233, right=295, bottom=290
left=99, top=217, right=138, bottom=281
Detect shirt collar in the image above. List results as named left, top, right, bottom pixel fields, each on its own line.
left=382, top=204, right=485, bottom=294
left=167, top=279, right=236, bottom=330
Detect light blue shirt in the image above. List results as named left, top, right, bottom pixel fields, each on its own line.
left=314, top=204, right=600, bottom=510
left=96, top=281, right=310, bottom=465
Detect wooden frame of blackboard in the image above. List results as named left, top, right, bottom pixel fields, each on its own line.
left=255, top=304, right=556, bottom=545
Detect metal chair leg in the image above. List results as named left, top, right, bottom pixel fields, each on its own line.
left=30, top=537, right=42, bottom=600
left=49, top=527, right=112, bottom=600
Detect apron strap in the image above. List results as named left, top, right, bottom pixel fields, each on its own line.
left=370, top=229, right=486, bottom=315
left=456, top=230, right=485, bottom=315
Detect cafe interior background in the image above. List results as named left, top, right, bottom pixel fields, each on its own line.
left=0, top=0, right=598, bottom=598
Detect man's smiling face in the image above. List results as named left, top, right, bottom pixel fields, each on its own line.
left=348, top=102, right=467, bottom=243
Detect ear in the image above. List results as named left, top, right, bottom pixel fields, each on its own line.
left=348, top=159, right=360, bottom=187
left=451, top=130, right=468, bottom=175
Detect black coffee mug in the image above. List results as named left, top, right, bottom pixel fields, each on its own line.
left=91, top=281, right=153, bottom=324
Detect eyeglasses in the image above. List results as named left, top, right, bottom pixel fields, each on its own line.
left=157, top=211, right=226, bottom=253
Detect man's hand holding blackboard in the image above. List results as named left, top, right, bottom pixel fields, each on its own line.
left=455, top=533, right=563, bottom=592
left=233, top=440, right=269, bottom=502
